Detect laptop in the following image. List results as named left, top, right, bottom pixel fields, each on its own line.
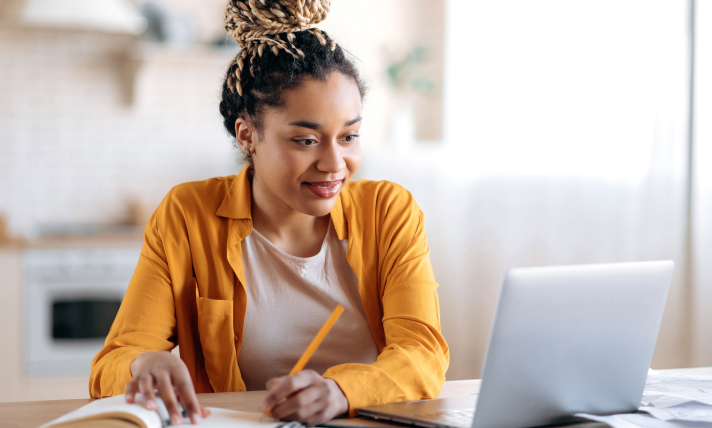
left=358, top=261, right=674, bottom=428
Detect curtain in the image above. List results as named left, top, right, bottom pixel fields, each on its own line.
left=359, top=0, right=693, bottom=379
left=691, top=0, right=712, bottom=368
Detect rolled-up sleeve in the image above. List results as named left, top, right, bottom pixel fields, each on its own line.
left=89, top=208, right=178, bottom=398
left=324, top=186, right=449, bottom=415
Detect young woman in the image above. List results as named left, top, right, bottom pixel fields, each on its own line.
left=89, top=0, right=449, bottom=425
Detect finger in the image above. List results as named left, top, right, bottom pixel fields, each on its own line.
left=260, top=375, right=292, bottom=412
left=284, top=392, right=327, bottom=423
left=155, top=371, right=182, bottom=426
left=271, top=384, right=323, bottom=421
left=200, top=406, right=212, bottom=418
left=125, top=379, right=140, bottom=403
left=261, top=371, right=319, bottom=412
left=173, top=375, right=202, bottom=424
left=138, top=373, right=157, bottom=410
left=306, top=410, right=328, bottom=427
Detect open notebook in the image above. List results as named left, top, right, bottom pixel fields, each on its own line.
left=40, top=394, right=302, bottom=428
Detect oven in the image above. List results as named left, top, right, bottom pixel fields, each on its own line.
left=23, top=247, right=141, bottom=376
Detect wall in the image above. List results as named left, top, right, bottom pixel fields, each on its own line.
left=0, top=28, right=240, bottom=236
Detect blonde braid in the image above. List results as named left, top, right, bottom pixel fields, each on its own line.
left=224, top=0, right=333, bottom=95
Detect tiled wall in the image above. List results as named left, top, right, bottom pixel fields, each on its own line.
left=0, top=28, right=241, bottom=237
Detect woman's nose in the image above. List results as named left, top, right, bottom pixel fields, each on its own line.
left=316, top=140, right=346, bottom=173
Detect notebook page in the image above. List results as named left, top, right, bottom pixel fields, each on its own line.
left=202, top=408, right=288, bottom=428
left=41, top=394, right=293, bottom=428
left=40, top=394, right=162, bottom=428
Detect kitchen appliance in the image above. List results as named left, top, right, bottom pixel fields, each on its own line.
left=23, top=247, right=141, bottom=376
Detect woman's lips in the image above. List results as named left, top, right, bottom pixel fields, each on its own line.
left=305, top=180, right=342, bottom=198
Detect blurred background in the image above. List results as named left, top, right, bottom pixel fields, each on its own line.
left=0, top=0, right=711, bottom=402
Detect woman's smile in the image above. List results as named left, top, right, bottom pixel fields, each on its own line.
left=304, top=180, right=342, bottom=198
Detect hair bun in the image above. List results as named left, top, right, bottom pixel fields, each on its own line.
left=225, top=0, right=331, bottom=47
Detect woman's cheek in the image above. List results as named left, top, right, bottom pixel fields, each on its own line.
left=345, top=147, right=361, bottom=175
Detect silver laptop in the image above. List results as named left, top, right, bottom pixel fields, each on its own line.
left=358, top=261, right=674, bottom=428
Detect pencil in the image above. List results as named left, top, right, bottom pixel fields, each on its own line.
left=289, top=304, right=345, bottom=376
left=265, top=304, right=345, bottom=416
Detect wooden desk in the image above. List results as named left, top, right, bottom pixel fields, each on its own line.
left=1, top=369, right=709, bottom=428
left=0, top=380, right=479, bottom=428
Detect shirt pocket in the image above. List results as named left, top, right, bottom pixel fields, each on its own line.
left=194, top=278, right=236, bottom=393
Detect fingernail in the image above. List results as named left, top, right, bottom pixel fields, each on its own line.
left=258, top=402, right=266, bottom=411
left=146, top=400, right=155, bottom=410
left=126, top=393, right=133, bottom=402
left=192, top=413, right=202, bottom=424
left=172, top=414, right=183, bottom=425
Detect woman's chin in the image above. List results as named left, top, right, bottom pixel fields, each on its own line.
left=295, top=197, right=339, bottom=218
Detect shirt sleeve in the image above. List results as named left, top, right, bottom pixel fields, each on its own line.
left=323, top=185, right=449, bottom=416
left=88, top=208, right=178, bottom=398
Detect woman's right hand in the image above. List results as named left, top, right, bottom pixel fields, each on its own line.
left=126, top=351, right=210, bottom=425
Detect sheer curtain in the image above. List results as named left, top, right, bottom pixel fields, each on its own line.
left=691, top=0, right=712, bottom=368
left=359, top=0, right=692, bottom=379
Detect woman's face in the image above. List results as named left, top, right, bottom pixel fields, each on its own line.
left=241, top=72, right=362, bottom=218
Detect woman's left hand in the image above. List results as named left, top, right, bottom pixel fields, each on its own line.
left=259, top=370, right=349, bottom=425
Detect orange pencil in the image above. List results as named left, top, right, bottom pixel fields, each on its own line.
left=265, top=305, right=345, bottom=415
left=288, top=304, right=345, bottom=375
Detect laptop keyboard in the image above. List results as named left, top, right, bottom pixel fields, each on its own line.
left=415, top=408, right=476, bottom=425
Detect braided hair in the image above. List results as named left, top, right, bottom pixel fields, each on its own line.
left=219, top=0, right=366, bottom=147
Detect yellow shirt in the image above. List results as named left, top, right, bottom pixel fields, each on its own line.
left=89, top=165, right=449, bottom=415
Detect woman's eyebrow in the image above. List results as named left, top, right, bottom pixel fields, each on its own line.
left=288, top=120, right=321, bottom=130
left=344, top=116, right=362, bottom=126
left=287, top=115, right=362, bottom=130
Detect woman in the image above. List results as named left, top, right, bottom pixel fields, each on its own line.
left=89, top=0, right=449, bottom=425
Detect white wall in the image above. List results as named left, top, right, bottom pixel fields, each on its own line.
left=0, top=28, right=240, bottom=236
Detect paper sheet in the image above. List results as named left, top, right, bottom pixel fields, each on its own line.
left=576, top=412, right=712, bottom=428
left=578, top=372, right=712, bottom=427
left=641, top=402, right=712, bottom=422
left=643, top=373, right=712, bottom=408
left=203, top=408, right=294, bottom=428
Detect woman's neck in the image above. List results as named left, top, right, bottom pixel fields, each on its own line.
left=250, top=171, right=330, bottom=258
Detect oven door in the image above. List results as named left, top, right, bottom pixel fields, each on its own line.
left=23, top=248, right=140, bottom=376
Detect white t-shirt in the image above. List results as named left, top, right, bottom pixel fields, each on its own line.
left=238, top=220, right=380, bottom=391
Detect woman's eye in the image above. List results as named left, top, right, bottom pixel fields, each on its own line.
left=343, top=134, right=359, bottom=142
left=295, top=138, right=317, bottom=146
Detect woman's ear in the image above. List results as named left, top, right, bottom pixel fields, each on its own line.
left=234, top=117, right=255, bottom=154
